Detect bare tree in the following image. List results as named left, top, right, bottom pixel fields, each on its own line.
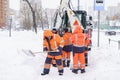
left=44, top=10, right=49, bottom=28
left=20, top=4, right=32, bottom=30
left=108, top=12, right=120, bottom=21
left=20, top=0, right=51, bottom=30
left=114, top=13, right=120, bottom=20
left=22, top=0, right=37, bottom=33
left=35, top=3, right=44, bottom=29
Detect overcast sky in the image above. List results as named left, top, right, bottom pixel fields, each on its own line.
left=10, top=0, right=120, bottom=10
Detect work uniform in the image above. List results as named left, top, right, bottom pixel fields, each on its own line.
left=71, top=25, right=86, bottom=74
left=87, top=27, right=92, bottom=46
left=41, top=30, right=64, bottom=75
left=84, top=30, right=91, bottom=66
left=62, top=28, right=72, bottom=67
left=51, top=28, right=61, bottom=67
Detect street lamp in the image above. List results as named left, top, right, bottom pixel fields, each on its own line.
left=78, top=0, right=80, bottom=10
left=23, top=0, right=37, bottom=33
left=9, top=12, right=14, bottom=37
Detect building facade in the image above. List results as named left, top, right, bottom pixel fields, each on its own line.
left=0, top=0, right=9, bottom=28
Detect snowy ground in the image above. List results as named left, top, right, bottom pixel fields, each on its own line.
left=0, top=29, right=120, bottom=80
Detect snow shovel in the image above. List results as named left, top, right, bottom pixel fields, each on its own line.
left=22, top=49, right=36, bottom=56
left=22, top=49, right=59, bottom=57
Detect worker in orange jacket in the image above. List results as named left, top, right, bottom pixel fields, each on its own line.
left=84, top=30, right=91, bottom=66
left=51, top=28, right=59, bottom=67
left=62, top=27, right=72, bottom=67
left=41, top=28, right=64, bottom=75
left=71, top=25, right=86, bottom=74
left=87, top=27, right=92, bottom=46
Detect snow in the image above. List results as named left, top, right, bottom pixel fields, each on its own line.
left=0, top=29, right=120, bottom=80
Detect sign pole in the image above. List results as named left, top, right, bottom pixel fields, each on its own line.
left=78, top=0, right=80, bottom=10
left=98, top=10, right=100, bottom=47
left=94, top=0, right=104, bottom=47
left=9, top=16, right=12, bottom=37
left=9, top=12, right=14, bottom=37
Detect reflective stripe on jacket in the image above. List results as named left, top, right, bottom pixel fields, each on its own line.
left=63, top=32, right=72, bottom=46
left=71, top=25, right=85, bottom=47
left=43, top=30, right=64, bottom=51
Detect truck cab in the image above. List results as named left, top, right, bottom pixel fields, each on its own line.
left=52, top=10, right=87, bottom=36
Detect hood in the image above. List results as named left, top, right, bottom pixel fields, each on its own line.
left=44, top=30, right=53, bottom=37
left=73, top=25, right=83, bottom=34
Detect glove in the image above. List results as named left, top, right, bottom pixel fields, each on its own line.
left=43, top=47, right=48, bottom=51
left=58, top=47, right=62, bottom=54
left=88, top=48, right=91, bottom=51
left=88, top=46, right=91, bottom=51
left=45, top=36, right=53, bottom=40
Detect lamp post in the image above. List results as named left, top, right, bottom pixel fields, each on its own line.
left=23, top=0, right=37, bottom=33
left=9, top=12, right=14, bottom=37
left=78, top=0, right=80, bottom=10
left=9, top=16, right=12, bottom=37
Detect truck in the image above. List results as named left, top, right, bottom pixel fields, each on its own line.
left=51, top=0, right=89, bottom=36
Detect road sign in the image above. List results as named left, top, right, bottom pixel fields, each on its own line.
left=94, top=0, right=104, bottom=11
left=94, top=0, right=105, bottom=47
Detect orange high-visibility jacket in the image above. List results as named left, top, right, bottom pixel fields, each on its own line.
left=71, top=26, right=85, bottom=47
left=88, top=28, right=92, bottom=38
left=84, top=33, right=91, bottom=47
left=63, top=32, right=72, bottom=46
left=43, top=30, right=64, bottom=51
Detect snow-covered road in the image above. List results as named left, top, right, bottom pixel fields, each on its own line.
left=0, top=29, right=120, bottom=80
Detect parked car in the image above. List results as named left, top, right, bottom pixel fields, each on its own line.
left=105, top=31, right=116, bottom=35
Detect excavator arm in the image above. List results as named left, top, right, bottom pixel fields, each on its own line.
left=52, top=0, right=86, bottom=35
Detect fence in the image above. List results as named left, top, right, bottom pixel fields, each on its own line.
left=108, top=38, right=120, bottom=50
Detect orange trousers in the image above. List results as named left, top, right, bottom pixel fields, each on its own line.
left=62, top=51, right=70, bottom=60
left=44, top=54, right=63, bottom=70
left=73, top=53, right=85, bottom=69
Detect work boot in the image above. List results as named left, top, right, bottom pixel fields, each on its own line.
left=58, top=69, right=64, bottom=75
left=85, top=63, right=88, bottom=66
left=85, top=53, right=88, bottom=66
left=63, top=60, right=66, bottom=67
left=67, top=60, right=70, bottom=67
left=52, top=64, right=57, bottom=67
left=81, top=69, right=85, bottom=73
left=41, top=68, right=49, bottom=76
left=72, top=69, right=78, bottom=74
left=59, top=72, right=63, bottom=75
left=41, top=73, right=48, bottom=75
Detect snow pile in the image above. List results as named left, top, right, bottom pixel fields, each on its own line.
left=0, top=30, right=120, bottom=80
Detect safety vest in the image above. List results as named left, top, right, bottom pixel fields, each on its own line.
left=63, top=32, right=72, bottom=46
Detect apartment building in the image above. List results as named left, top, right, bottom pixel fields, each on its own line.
left=0, top=0, right=9, bottom=27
